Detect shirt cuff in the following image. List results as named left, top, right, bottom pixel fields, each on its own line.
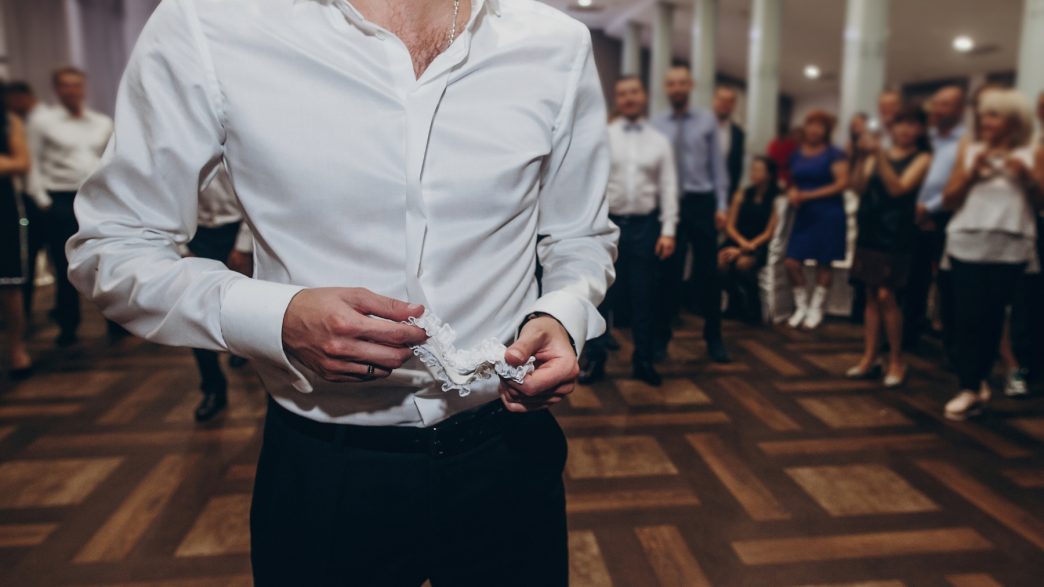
left=660, top=222, right=677, bottom=238
left=220, top=278, right=312, bottom=392
left=519, top=290, right=604, bottom=358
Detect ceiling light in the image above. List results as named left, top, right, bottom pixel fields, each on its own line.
left=953, top=35, right=975, bottom=53
left=577, top=0, right=593, bottom=6
left=804, top=65, right=821, bottom=80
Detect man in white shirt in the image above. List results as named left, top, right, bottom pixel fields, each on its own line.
left=66, top=0, right=616, bottom=584
left=28, top=67, right=112, bottom=346
left=4, top=81, right=50, bottom=318
left=580, top=76, right=677, bottom=386
left=187, top=161, right=254, bottom=422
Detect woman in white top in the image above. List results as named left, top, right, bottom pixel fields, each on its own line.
left=941, top=89, right=1044, bottom=420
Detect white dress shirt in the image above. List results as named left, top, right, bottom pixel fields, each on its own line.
left=67, top=0, right=617, bottom=427
left=605, top=118, right=678, bottom=237
left=27, top=105, right=112, bottom=208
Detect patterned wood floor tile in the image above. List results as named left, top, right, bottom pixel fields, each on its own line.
left=732, top=528, right=993, bottom=565
left=175, top=495, right=251, bottom=557
left=615, top=378, right=711, bottom=406
left=798, top=396, right=912, bottom=429
left=786, top=464, right=938, bottom=517
left=567, top=436, right=678, bottom=479
left=0, top=458, right=122, bottom=508
left=568, top=530, right=612, bottom=587
left=635, top=525, right=712, bottom=587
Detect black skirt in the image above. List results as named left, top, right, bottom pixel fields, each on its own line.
left=0, top=183, right=28, bottom=286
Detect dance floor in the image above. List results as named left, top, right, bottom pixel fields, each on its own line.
left=1, top=303, right=1043, bottom=586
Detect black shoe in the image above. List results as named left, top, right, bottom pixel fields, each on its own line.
left=55, top=332, right=79, bottom=348
left=633, top=360, right=662, bottom=386
left=228, top=355, right=248, bottom=369
left=194, top=393, right=228, bottom=422
left=9, top=366, right=33, bottom=381
left=578, top=358, right=606, bottom=385
left=605, top=335, right=621, bottom=351
left=652, top=340, right=669, bottom=364
left=707, top=339, right=731, bottom=364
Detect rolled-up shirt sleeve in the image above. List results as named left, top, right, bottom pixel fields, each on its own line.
left=66, top=0, right=310, bottom=392
left=519, top=27, right=618, bottom=356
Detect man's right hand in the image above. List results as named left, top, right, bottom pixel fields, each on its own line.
left=281, top=288, right=428, bottom=383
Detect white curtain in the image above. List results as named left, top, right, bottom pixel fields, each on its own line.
left=1, top=0, right=161, bottom=116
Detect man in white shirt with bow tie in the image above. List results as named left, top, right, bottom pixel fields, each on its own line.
left=67, top=0, right=617, bottom=584
left=580, top=76, right=677, bottom=387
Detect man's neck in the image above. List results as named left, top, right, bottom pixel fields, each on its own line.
left=352, top=0, right=471, bottom=78
left=63, top=104, right=85, bottom=118
left=623, top=114, right=642, bottom=123
left=671, top=103, right=688, bottom=117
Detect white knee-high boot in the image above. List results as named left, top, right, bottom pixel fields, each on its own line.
left=803, top=285, right=829, bottom=329
left=788, top=287, right=810, bottom=328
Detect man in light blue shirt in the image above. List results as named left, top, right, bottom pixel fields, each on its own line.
left=904, top=85, right=965, bottom=353
left=651, top=64, right=731, bottom=364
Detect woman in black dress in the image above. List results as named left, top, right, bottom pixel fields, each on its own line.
left=847, top=105, right=932, bottom=388
left=719, top=156, right=780, bottom=323
left=0, top=84, right=33, bottom=378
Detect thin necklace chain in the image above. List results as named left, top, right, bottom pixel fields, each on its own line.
left=447, top=0, right=461, bottom=48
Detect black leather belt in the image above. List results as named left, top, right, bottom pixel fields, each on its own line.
left=270, top=397, right=509, bottom=458
left=610, top=210, right=659, bottom=225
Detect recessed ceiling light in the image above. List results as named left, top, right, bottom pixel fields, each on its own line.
left=804, top=65, right=821, bottom=80
left=578, top=0, right=593, bottom=6
left=953, top=35, right=975, bottom=53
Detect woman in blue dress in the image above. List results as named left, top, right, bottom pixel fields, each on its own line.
left=784, top=110, right=850, bottom=330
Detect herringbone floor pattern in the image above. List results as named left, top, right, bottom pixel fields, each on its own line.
left=1, top=303, right=1043, bottom=586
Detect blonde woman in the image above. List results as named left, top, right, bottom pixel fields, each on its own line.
left=942, top=89, right=1044, bottom=420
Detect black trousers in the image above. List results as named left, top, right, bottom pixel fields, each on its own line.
left=950, top=258, right=1025, bottom=391
left=47, top=191, right=80, bottom=336
left=1011, top=216, right=1044, bottom=379
left=902, top=213, right=950, bottom=351
left=21, top=195, right=48, bottom=317
left=588, top=213, right=659, bottom=363
left=251, top=399, right=568, bottom=587
left=187, top=222, right=241, bottom=394
left=656, top=192, right=722, bottom=346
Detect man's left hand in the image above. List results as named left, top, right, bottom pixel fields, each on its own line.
left=715, top=211, right=727, bottom=231
left=500, top=315, right=578, bottom=413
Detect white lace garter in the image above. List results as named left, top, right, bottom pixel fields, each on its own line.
left=406, top=311, right=536, bottom=397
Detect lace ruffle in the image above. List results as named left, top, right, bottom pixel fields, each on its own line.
left=406, top=311, right=536, bottom=397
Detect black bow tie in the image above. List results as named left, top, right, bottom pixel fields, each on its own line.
left=624, top=122, right=642, bottom=132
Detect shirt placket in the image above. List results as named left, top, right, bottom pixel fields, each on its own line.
left=335, top=1, right=477, bottom=310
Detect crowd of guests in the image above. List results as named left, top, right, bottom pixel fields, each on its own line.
left=0, top=70, right=251, bottom=421
left=2, top=62, right=1043, bottom=423
left=582, top=62, right=1044, bottom=421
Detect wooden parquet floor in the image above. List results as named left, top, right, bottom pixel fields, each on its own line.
left=2, top=303, right=1044, bottom=586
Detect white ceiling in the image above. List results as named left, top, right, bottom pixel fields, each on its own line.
left=541, top=0, right=1024, bottom=97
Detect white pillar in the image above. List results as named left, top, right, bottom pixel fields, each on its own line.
left=63, top=0, right=86, bottom=69
left=621, top=21, right=643, bottom=76
left=838, top=0, right=889, bottom=142
left=1016, top=0, right=1044, bottom=102
left=649, top=2, right=674, bottom=116
left=744, top=0, right=781, bottom=169
left=689, top=0, right=717, bottom=109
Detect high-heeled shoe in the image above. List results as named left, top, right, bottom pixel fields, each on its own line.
left=845, top=363, right=882, bottom=380
left=883, top=367, right=908, bottom=389
left=8, top=365, right=33, bottom=381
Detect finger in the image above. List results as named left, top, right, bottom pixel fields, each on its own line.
left=316, top=359, right=392, bottom=382
left=355, top=316, right=429, bottom=346
left=346, top=289, right=425, bottom=322
left=505, top=329, right=545, bottom=367
left=499, top=387, right=551, bottom=413
left=503, top=356, right=577, bottom=397
left=327, top=339, right=415, bottom=371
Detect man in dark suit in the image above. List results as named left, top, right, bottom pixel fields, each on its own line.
left=713, top=87, right=745, bottom=201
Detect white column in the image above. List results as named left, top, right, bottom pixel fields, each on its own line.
left=621, top=21, right=643, bottom=77
left=1017, top=0, right=1044, bottom=101
left=838, top=0, right=889, bottom=142
left=744, top=0, right=781, bottom=168
left=689, top=0, right=717, bottom=109
left=63, top=0, right=86, bottom=68
left=649, top=2, right=674, bottom=116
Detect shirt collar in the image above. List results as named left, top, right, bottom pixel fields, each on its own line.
left=614, top=117, right=645, bottom=132
left=295, top=0, right=502, bottom=33
left=931, top=123, right=965, bottom=142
